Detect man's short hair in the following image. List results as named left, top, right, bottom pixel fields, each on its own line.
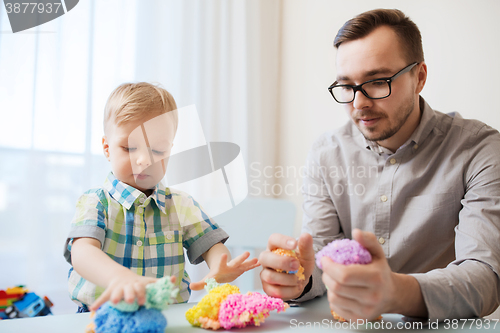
left=104, top=82, right=178, bottom=133
left=334, top=9, right=424, bottom=64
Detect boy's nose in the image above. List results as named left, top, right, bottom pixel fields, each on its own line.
left=136, top=151, right=152, bottom=167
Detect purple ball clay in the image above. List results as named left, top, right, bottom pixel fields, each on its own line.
left=315, top=239, right=372, bottom=269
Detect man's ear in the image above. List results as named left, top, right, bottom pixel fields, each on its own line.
left=102, top=136, right=110, bottom=161
left=415, top=62, right=427, bottom=94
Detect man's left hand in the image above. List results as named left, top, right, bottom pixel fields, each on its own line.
left=320, top=229, right=396, bottom=321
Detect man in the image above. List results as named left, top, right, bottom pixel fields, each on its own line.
left=259, top=9, right=500, bottom=321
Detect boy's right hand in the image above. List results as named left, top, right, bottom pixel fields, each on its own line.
left=89, top=274, right=176, bottom=311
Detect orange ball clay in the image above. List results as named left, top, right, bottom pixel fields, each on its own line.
left=331, top=310, right=382, bottom=323
left=271, top=249, right=305, bottom=281
left=331, top=310, right=347, bottom=322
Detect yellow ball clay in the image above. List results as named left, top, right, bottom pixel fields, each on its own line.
left=185, top=284, right=240, bottom=328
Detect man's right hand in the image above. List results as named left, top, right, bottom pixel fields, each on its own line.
left=259, top=233, right=316, bottom=300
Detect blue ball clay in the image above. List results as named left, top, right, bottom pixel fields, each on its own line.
left=93, top=303, right=166, bottom=333
left=88, top=276, right=179, bottom=333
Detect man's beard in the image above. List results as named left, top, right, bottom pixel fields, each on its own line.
left=356, top=95, right=415, bottom=142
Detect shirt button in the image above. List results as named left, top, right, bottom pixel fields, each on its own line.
left=136, top=240, right=143, bottom=246
left=166, top=234, right=173, bottom=240
left=380, top=195, right=388, bottom=202
left=139, top=197, right=145, bottom=204
left=390, top=158, right=396, bottom=165
left=378, top=237, right=386, bottom=245
left=413, top=144, right=419, bottom=150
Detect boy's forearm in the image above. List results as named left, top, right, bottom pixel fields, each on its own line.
left=202, top=242, right=231, bottom=268
left=71, top=237, right=134, bottom=288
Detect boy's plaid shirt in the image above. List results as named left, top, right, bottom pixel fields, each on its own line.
left=64, top=172, right=228, bottom=306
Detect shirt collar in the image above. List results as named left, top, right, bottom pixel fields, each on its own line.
left=407, top=96, right=436, bottom=146
left=103, top=172, right=167, bottom=213
left=364, top=96, right=436, bottom=154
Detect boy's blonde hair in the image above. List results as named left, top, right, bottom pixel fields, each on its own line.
left=104, top=82, right=178, bottom=134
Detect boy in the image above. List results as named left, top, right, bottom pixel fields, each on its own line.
left=63, top=82, right=258, bottom=312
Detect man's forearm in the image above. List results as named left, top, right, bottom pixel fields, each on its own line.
left=390, top=273, right=428, bottom=318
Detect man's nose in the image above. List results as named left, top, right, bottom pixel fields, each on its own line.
left=352, top=89, right=373, bottom=110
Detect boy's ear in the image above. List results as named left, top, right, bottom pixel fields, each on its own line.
left=102, top=136, right=110, bottom=161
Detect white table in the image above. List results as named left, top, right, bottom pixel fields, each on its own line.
left=1, top=295, right=498, bottom=333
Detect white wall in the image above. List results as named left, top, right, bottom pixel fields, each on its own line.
left=277, top=0, right=500, bottom=234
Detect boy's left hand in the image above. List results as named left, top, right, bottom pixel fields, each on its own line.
left=190, top=252, right=260, bottom=290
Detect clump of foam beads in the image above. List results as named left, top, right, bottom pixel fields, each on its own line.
left=185, top=282, right=240, bottom=329
left=315, top=238, right=371, bottom=269
left=315, top=238, right=381, bottom=322
left=218, top=292, right=289, bottom=329
left=185, top=278, right=289, bottom=330
left=85, top=276, right=179, bottom=333
left=271, top=248, right=305, bottom=280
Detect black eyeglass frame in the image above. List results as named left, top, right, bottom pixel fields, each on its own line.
left=328, top=62, right=419, bottom=104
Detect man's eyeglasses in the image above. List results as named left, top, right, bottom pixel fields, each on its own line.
left=328, top=62, right=418, bottom=104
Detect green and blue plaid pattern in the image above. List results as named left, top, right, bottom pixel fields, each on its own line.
left=64, top=172, right=227, bottom=307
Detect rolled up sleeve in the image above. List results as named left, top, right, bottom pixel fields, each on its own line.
left=178, top=194, right=229, bottom=265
